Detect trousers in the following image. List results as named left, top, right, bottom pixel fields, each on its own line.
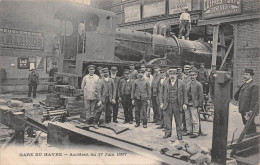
left=93, top=98, right=113, bottom=124
left=241, top=113, right=256, bottom=135
left=135, top=99, right=147, bottom=125
left=152, top=96, right=159, bottom=122
left=113, top=98, right=119, bottom=121
left=28, top=82, right=37, bottom=98
left=186, top=106, right=199, bottom=135
left=122, top=95, right=133, bottom=122
left=81, top=100, right=97, bottom=122
left=164, top=102, right=182, bottom=136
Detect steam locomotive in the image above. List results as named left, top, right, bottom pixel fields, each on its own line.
left=54, top=4, right=221, bottom=87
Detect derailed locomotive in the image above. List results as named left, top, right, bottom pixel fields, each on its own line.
left=54, top=4, right=221, bottom=87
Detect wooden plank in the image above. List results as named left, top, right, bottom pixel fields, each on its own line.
left=227, top=135, right=259, bottom=150
left=47, top=122, right=190, bottom=165
left=219, top=39, right=234, bottom=70
left=211, top=25, right=219, bottom=67
left=211, top=71, right=231, bottom=164
left=230, top=99, right=260, bottom=157
left=219, top=26, right=226, bottom=60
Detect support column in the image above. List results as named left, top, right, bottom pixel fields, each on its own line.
left=211, top=24, right=219, bottom=68
left=211, top=71, right=231, bottom=164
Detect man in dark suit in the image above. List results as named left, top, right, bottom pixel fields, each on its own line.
left=159, top=68, right=187, bottom=140
left=235, top=68, right=259, bottom=135
left=119, top=69, right=133, bottom=124
left=28, top=67, right=39, bottom=98
left=110, top=66, right=121, bottom=123
left=93, top=68, right=116, bottom=129
left=131, top=69, right=151, bottom=128
left=184, top=67, right=204, bottom=138
left=151, top=65, right=161, bottom=124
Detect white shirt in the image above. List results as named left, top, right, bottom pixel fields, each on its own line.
left=144, top=74, right=153, bottom=85
left=160, top=77, right=166, bottom=85
left=81, top=74, right=99, bottom=99
left=246, top=79, right=252, bottom=84
left=171, top=78, right=177, bottom=86
left=179, top=12, right=191, bottom=23
left=104, top=77, right=109, bottom=82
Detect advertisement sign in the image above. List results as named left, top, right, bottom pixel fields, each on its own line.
left=143, top=1, right=166, bottom=18
left=0, top=27, right=44, bottom=50
left=203, top=0, right=241, bottom=19
left=124, top=4, right=141, bottom=23
left=169, top=0, right=190, bottom=15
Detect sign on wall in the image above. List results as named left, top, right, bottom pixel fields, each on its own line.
left=169, top=0, right=190, bottom=15
left=203, top=0, right=241, bottom=19
left=143, top=1, right=166, bottom=18
left=124, top=4, right=141, bottom=23
left=0, top=28, right=44, bottom=50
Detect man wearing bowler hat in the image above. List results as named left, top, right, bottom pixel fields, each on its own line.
left=151, top=65, right=161, bottom=123
left=234, top=68, right=259, bottom=135
left=110, top=66, right=121, bottom=123
left=159, top=68, right=187, bottom=140
left=131, top=69, right=151, bottom=128
left=184, top=67, right=204, bottom=138
left=28, top=67, right=39, bottom=98
left=93, top=67, right=116, bottom=129
left=81, top=65, right=99, bottom=124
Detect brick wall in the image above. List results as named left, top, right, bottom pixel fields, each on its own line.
left=234, top=19, right=260, bottom=93
left=242, top=0, right=260, bottom=14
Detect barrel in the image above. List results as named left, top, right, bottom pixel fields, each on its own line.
left=45, top=94, right=61, bottom=108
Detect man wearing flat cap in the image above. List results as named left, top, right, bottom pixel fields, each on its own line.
left=234, top=68, right=259, bottom=135
left=119, top=69, right=134, bottom=124
left=184, top=67, right=204, bottom=138
left=81, top=65, right=99, bottom=124
left=129, top=63, right=138, bottom=80
left=97, top=66, right=104, bottom=79
left=177, top=67, right=183, bottom=80
left=151, top=65, right=161, bottom=123
left=144, top=67, right=153, bottom=123
left=110, top=66, right=121, bottom=123
left=159, top=68, right=187, bottom=140
left=131, top=69, right=151, bottom=128
left=93, top=67, right=116, bottom=128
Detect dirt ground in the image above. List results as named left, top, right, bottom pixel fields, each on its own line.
left=0, top=92, right=259, bottom=157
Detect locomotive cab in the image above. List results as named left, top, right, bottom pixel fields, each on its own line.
left=54, top=3, right=116, bottom=86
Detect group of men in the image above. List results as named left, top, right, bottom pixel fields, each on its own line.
left=80, top=63, right=209, bottom=140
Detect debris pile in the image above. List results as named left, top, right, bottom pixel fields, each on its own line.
left=160, top=141, right=211, bottom=164
left=66, top=96, right=83, bottom=116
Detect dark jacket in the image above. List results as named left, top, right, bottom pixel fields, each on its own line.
left=186, top=80, right=204, bottom=107
left=159, top=78, right=187, bottom=111
left=237, top=80, right=259, bottom=113
left=119, top=78, right=133, bottom=97
left=28, top=71, right=39, bottom=85
left=151, top=72, right=161, bottom=96
left=111, top=76, right=121, bottom=98
left=97, top=78, right=116, bottom=103
left=197, top=68, right=209, bottom=84
left=131, top=78, right=151, bottom=100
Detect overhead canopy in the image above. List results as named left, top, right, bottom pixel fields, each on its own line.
left=54, top=3, right=116, bottom=21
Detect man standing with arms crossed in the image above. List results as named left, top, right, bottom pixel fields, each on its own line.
left=81, top=65, right=99, bottom=124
